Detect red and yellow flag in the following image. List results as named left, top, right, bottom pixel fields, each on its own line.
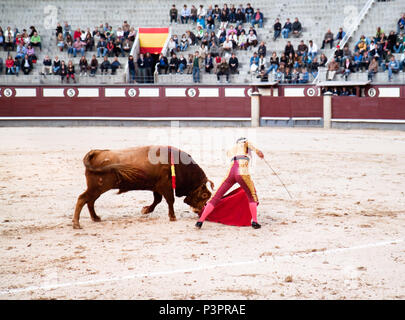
left=139, top=28, right=169, bottom=55
left=170, top=151, right=176, bottom=190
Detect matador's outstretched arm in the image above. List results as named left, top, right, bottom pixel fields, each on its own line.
left=248, top=142, right=264, bottom=159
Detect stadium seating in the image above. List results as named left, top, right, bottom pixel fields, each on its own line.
left=0, top=0, right=402, bottom=85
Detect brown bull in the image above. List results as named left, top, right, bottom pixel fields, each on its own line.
left=73, top=146, right=214, bottom=229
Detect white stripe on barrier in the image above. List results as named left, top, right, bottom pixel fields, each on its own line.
left=332, top=118, right=405, bottom=124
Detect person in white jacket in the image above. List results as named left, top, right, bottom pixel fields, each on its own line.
left=308, top=40, right=318, bottom=60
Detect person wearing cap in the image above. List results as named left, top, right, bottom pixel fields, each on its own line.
left=196, top=137, right=264, bottom=230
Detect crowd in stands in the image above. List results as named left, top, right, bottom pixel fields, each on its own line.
left=157, top=3, right=308, bottom=83
left=0, top=25, right=41, bottom=75
left=324, top=12, right=405, bottom=82
left=0, top=21, right=134, bottom=80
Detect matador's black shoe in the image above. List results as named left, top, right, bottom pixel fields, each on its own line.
left=195, top=221, right=203, bottom=229
left=251, top=222, right=261, bottom=229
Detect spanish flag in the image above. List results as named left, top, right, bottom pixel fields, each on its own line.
left=139, top=28, right=169, bottom=55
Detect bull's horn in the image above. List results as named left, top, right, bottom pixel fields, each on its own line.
left=207, top=179, right=215, bottom=191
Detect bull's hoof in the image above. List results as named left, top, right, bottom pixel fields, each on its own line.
left=169, top=216, right=177, bottom=221
left=141, top=206, right=152, bottom=214
left=91, top=216, right=101, bottom=222
left=195, top=221, right=203, bottom=229
left=72, top=222, right=82, bottom=229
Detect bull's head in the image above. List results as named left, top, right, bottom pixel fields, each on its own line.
left=184, top=180, right=215, bottom=213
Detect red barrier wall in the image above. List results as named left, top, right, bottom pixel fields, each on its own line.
left=332, top=97, right=405, bottom=120
left=260, top=97, right=323, bottom=118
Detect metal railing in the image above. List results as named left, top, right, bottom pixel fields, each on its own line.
left=313, top=0, right=376, bottom=83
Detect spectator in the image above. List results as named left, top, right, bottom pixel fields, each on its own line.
left=235, top=8, right=245, bottom=28
left=245, top=3, right=254, bottom=23
left=123, top=39, right=131, bottom=55
left=210, top=40, right=220, bottom=57
left=360, top=52, right=370, bottom=71
left=197, top=15, right=206, bottom=29
left=168, top=53, right=179, bottom=74
left=321, top=29, right=334, bottom=49
left=285, top=41, right=295, bottom=57
left=73, top=38, right=86, bottom=58
left=387, top=55, right=399, bottom=82
left=250, top=51, right=259, bottom=73
left=319, top=53, right=327, bottom=67
left=30, top=31, right=41, bottom=50
left=247, top=30, right=258, bottom=49
left=229, top=52, right=239, bottom=74
left=65, top=34, right=74, bottom=56
left=190, top=5, right=198, bottom=24
left=258, top=54, right=266, bottom=71
left=60, top=60, right=67, bottom=83
left=266, top=52, right=279, bottom=74
left=16, top=44, right=27, bottom=60
left=66, top=60, right=76, bottom=83
left=334, top=45, right=344, bottom=65
left=0, top=56, right=3, bottom=74
left=180, top=34, right=188, bottom=51
left=97, top=38, right=108, bottom=57
left=353, top=52, right=362, bottom=72
left=327, top=58, right=339, bottom=80
left=185, top=53, right=194, bottom=74
left=100, top=56, right=111, bottom=75
left=157, top=53, right=168, bottom=74
left=399, top=51, right=405, bottom=71
left=258, top=41, right=266, bottom=57
left=128, top=55, right=135, bottom=83
left=342, top=58, right=354, bottom=81
left=114, top=39, right=124, bottom=57
left=219, top=9, right=229, bottom=29
left=107, top=40, right=115, bottom=57
left=309, top=57, right=319, bottom=78
left=42, top=55, right=52, bottom=75
left=14, top=57, right=21, bottom=76
left=111, top=57, right=121, bottom=75
left=85, top=32, right=94, bottom=51
left=297, top=40, right=308, bottom=57
left=181, top=5, right=190, bottom=24
left=144, top=52, right=153, bottom=83
left=53, top=56, right=61, bottom=75
left=170, top=5, right=178, bottom=24
left=217, top=57, right=230, bottom=83
left=5, top=55, right=15, bottom=75
left=56, top=32, right=65, bottom=51
left=368, top=57, right=379, bottom=81
left=63, top=22, right=71, bottom=38
left=89, top=55, right=98, bottom=77
left=256, top=69, right=269, bottom=82
left=308, top=40, right=318, bottom=60
left=273, top=18, right=282, bottom=41
left=178, top=54, right=187, bottom=74
left=192, top=51, right=201, bottom=83
left=79, top=56, right=88, bottom=76
left=197, top=5, right=206, bottom=19
left=205, top=52, right=214, bottom=73
left=206, top=15, right=215, bottom=31
left=336, top=27, right=346, bottom=43
left=292, top=18, right=302, bottom=37
left=220, top=37, right=233, bottom=56
left=251, top=8, right=264, bottom=28
left=238, top=30, right=247, bottom=50
left=282, top=18, right=292, bottom=39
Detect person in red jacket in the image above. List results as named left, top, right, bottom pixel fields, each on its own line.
left=5, top=55, right=15, bottom=75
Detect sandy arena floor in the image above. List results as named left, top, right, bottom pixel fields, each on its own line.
left=0, top=126, right=404, bottom=300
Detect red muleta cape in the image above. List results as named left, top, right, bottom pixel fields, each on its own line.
left=198, top=187, right=252, bottom=226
